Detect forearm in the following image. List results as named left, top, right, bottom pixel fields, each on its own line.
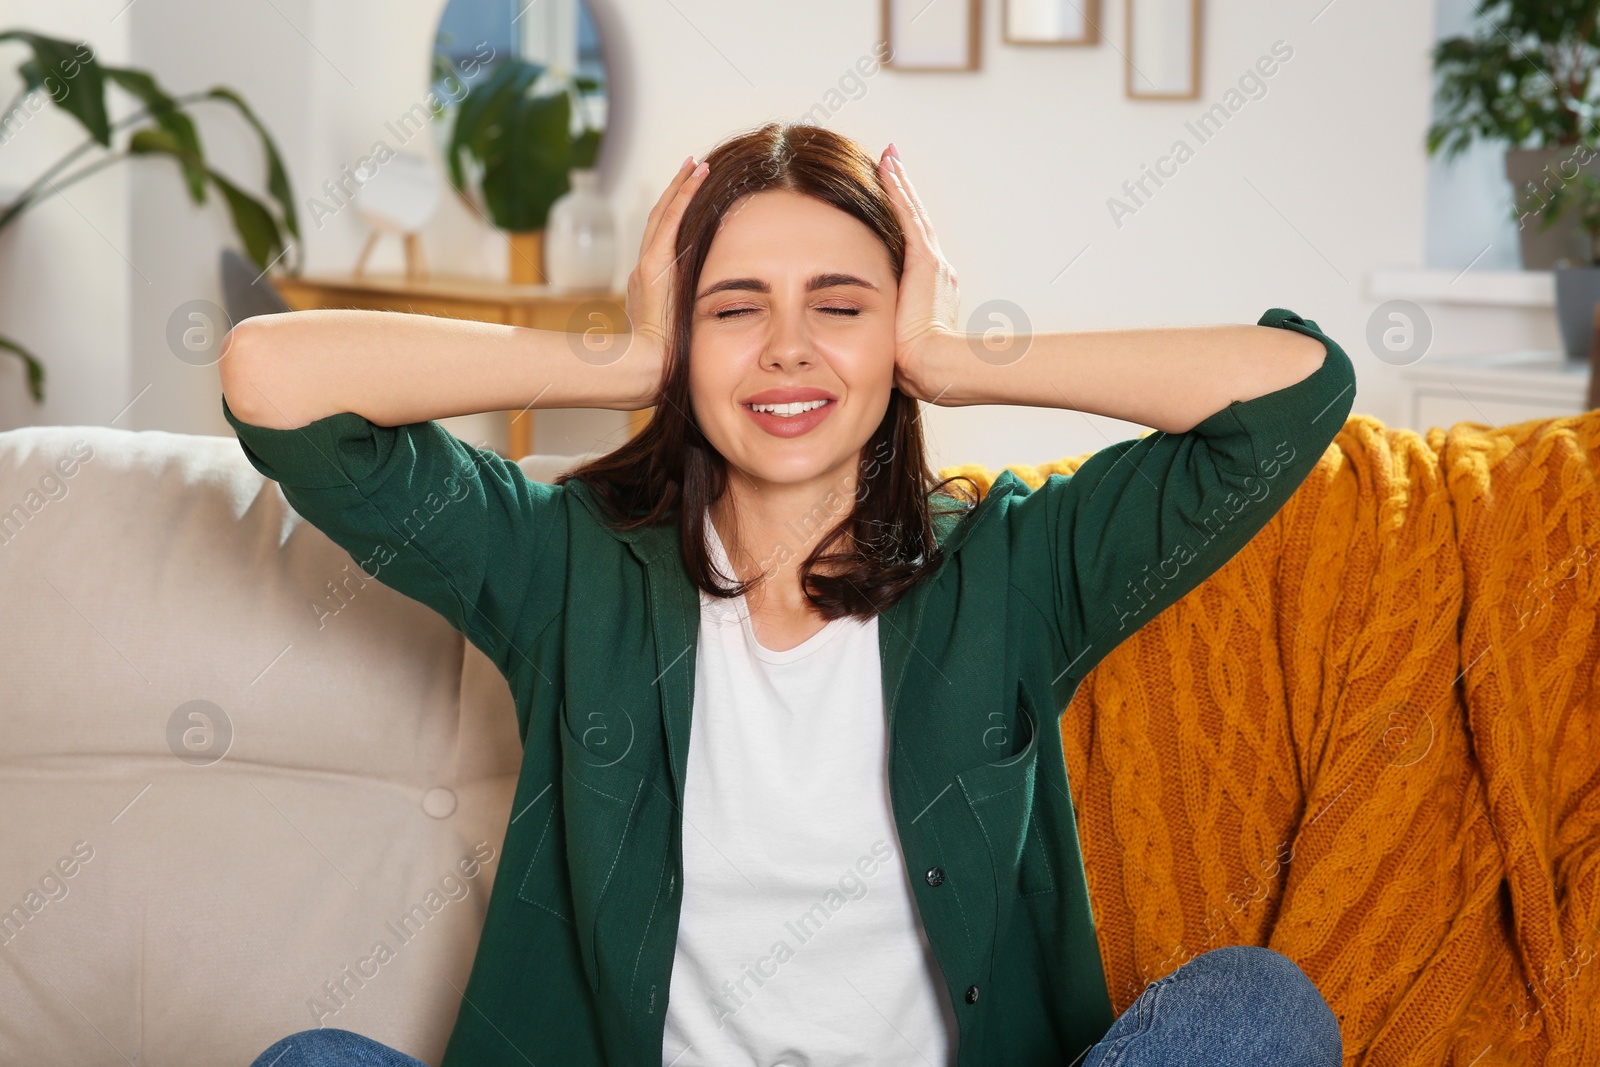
left=219, top=308, right=659, bottom=430
left=922, top=322, right=1329, bottom=434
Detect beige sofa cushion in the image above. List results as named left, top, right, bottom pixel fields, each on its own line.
left=0, top=424, right=591, bottom=1066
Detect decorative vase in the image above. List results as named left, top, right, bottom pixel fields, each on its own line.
left=544, top=169, right=616, bottom=291
left=1553, top=264, right=1600, bottom=360
left=507, top=230, right=546, bottom=285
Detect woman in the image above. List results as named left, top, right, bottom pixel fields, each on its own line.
left=226, top=121, right=1351, bottom=1067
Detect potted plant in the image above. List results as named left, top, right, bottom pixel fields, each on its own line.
left=1427, top=0, right=1600, bottom=271
left=439, top=54, right=601, bottom=284
left=0, top=30, right=297, bottom=403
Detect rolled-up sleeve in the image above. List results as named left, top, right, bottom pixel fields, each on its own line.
left=221, top=392, right=566, bottom=682
left=1007, top=307, right=1357, bottom=684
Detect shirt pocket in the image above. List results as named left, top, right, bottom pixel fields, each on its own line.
left=516, top=700, right=647, bottom=994
left=955, top=684, right=1057, bottom=898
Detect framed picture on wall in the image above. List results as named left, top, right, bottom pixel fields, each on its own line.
left=1125, top=0, right=1202, bottom=99
left=881, top=0, right=982, bottom=71
left=1003, top=0, right=1100, bottom=46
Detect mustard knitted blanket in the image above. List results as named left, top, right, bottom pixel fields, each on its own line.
left=941, top=411, right=1600, bottom=1066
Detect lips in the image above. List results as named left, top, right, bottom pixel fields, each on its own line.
left=740, top=389, right=838, bottom=439
left=740, top=386, right=837, bottom=406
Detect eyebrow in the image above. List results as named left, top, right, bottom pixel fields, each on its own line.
left=696, top=272, right=880, bottom=300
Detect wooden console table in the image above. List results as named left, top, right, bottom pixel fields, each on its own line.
left=269, top=272, right=650, bottom=460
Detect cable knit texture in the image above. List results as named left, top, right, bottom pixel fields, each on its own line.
left=939, top=410, right=1600, bottom=1066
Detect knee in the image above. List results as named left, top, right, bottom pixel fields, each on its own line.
left=1186, top=944, right=1300, bottom=983
left=250, top=1028, right=385, bottom=1067
left=1181, top=946, right=1343, bottom=1066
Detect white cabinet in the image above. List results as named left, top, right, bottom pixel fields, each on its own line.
left=1368, top=266, right=1593, bottom=432
left=1396, top=350, right=1591, bottom=433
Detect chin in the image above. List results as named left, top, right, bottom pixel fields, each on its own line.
left=735, top=455, right=837, bottom=488
left=724, top=437, right=856, bottom=488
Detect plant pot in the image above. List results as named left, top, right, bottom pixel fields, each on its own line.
left=507, top=230, right=546, bottom=285
left=1554, top=264, right=1600, bottom=360
left=1505, top=147, right=1600, bottom=270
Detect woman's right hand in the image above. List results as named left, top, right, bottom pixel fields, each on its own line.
left=624, top=154, right=711, bottom=403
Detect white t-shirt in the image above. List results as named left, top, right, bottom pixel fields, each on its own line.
left=661, top=513, right=958, bottom=1066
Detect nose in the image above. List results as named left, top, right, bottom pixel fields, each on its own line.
left=761, top=296, right=815, bottom=372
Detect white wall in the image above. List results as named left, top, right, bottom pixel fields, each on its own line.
left=125, top=0, right=315, bottom=440
left=4, top=0, right=1450, bottom=471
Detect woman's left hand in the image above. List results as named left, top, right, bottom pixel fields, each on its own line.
left=879, top=143, right=961, bottom=404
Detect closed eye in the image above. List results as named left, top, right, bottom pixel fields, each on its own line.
left=713, top=306, right=861, bottom=319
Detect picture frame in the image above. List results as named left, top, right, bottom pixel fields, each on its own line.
left=881, top=0, right=982, bottom=71
left=1125, top=0, right=1202, bottom=99
left=1002, top=0, right=1100, bottom=46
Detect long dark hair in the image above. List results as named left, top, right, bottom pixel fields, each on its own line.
left=557, top=121, right=978, bottom=619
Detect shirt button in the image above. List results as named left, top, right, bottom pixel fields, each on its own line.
left=925, top=866, right=945, bottom=887
left=965, top=984, right=980, bottom=1004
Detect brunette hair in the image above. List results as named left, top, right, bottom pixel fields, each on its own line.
left=557, top=121, right=979, bottom=619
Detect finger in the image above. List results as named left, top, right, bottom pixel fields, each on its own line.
left=640, top=156, right=699, bottom=256
left=877, top=150, right=915, bottom=229
left=889, top=155, right=937, bottom=246
left=640, top=156, right=697, bottom=258
left=651, top=161, right=709, bottom=262
left=892, top=160, right=945, bottom=264
left=647, top=156, right=697, bottom=226
left=644, top=161, right=710, bottom=286
left=880, top=153, right=933, bottom=254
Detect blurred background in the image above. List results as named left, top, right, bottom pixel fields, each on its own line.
left=0, top=0, right=1588, bottom=472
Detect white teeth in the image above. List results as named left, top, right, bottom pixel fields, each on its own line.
left=748, top=399, right=829, bottom=417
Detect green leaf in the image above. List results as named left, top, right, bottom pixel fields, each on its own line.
left=102, top=66, right=206, bottom=202
left=439, top=56, right=604, bottom=230
left=1428, top=3, right=1600, bottom=157
left=128, top=126, right=183, bottom=156
left=206, top=168, right=282, bottom=270
left=0, top=32, right=109, bottom=145
left=573, top=125, right=601, bottom=171
left=0, top=333, right=45, bottom=404
left=205, top=87, right=299, bottom=250
left=446, top=58, right=542, bottom=195
left=129, top=128, right=285, bottom=270
left=481, top=90, right=569, bottom=230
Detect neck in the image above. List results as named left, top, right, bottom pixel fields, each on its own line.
left=708, top=459, right=860, bottom=614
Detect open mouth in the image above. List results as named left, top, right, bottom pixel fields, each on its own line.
left=745, top=399, right=832, bottom=418
left=742, top=397, right=836, bottom=437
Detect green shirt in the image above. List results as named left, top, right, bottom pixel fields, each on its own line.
left=222, top=306, right=1356, bottom=1066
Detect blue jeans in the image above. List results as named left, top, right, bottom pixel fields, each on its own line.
left=1084, top=945, right=1343, bottom=1067
left=251, top=946, right=1341, bottom=1066
left=250, top=1029, right=427, bottom=1067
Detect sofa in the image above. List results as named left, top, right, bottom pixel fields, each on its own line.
left=0, top=424, right=573, bottom=1065
left=1, top=409, right=1597, bottom=1066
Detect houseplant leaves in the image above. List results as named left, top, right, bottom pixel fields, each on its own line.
left=128, top=128, right=285, bottom=270
left=0, top=31, right=108, bottom=145
left=0, top=29, right=299, bottom=403
left=480, top=89, right=571, bottom=231
left=444, top=56, right=600, bottom=231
